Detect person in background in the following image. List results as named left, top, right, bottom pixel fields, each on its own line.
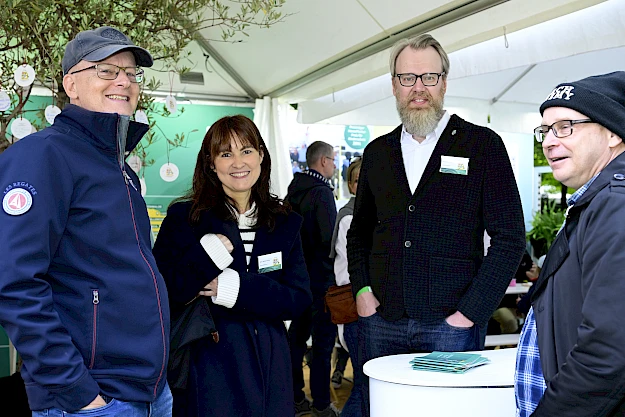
left=153, top=115, right=311, bottom=417
left=347, top=33, right=526, bottom=416
left=330, top=158, right=364, bottom=417
left=298, top=143, right=308, bottom=170
left=286, top=141, right=339, bottom=417
left=516, top=71, right=625, bottom=416
left=0, top=26, right=172, bottom=415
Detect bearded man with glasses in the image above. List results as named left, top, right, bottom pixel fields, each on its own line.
left=0, top=27, right=172, bottom=416
left=346, top=33, right=526, bottom=416
left=515, top=72, right=625, bottom=417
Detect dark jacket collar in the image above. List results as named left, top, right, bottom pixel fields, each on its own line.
left=532, top=152, right=625, bottom=301
left=572, top=151, right=625, bottom=207
left=53, top=104, right=149, bottom=155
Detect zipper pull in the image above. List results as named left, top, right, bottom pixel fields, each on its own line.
left=123, top=170, right=138, bottom=191
left=92, top=290, right=99, bottom=304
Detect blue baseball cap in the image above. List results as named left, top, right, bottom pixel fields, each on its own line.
left=62, top=26, right=153, bottom=75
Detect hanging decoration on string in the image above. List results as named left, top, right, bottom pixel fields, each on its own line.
left=139, top=178, right=147, bottom=197
left=0, top=89, right=10, bottom=112
left=44, top=64, right=61, bottom=124
left=14, top=64, right=35, bottom=87
left=160, top=115, right=179, bottom=182
left=11, top=57, right=35, bottom=141
left=45, top=105, right=61, bottom=124
left=165, top=70, right=178, bottom=115
left=160, top=162, right=179, bottom=182
left=10, top=117, right=33, bottom=140
left=135, top=109, right=149, bottom=124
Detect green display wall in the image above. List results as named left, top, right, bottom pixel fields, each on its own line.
left=137, top=104, right=254, bottom=235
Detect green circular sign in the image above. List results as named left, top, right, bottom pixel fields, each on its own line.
left=344, top=125, right=370, bottom=150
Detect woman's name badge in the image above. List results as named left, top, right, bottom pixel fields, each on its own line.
left=258, top=252, right=282, bottom=273
left=440, top=155, right=469, bottom=175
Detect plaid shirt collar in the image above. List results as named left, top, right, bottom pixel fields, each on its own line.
left=514, top=173, right=600, bottom=416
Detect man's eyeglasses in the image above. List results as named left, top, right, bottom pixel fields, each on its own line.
left=324, top=156, right=335, bottom=165
left=533, top=119, right=594, bottom=143
left=395, top=72, right=445, bottom=87
left=70, top=63, right=145, bottom=83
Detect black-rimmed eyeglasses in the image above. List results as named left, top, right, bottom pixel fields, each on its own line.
left=395, top=72, right=445, bottom=87
left=533, top=119, right=594, bottom=143
left=70, top=63, right=145, bottom=83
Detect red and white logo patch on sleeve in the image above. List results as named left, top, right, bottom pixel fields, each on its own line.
left=3, top=188, right=33, bottom=216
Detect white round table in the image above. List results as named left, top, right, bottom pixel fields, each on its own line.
left=363, top=348, right=517, bottom=417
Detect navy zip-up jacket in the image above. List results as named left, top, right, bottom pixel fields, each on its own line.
left=0, top=105, right=170, bottom=411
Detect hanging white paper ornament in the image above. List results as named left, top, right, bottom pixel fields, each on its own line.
left=10, top=117, right=33, bottom=139
left=45, top=105, right=62, bottom=124
left=160, top=162, right=179, bottom=182
left=165, top=95, right=177, bottom=114
left=14, top=64, right=35, bottom=87
left=135, top=110, right=149, bottom=124
left=140, top=177, right=147, bottom=197
left=127, top=155, right=143, bottom=174
left=0, top=90, right=10, bottom=111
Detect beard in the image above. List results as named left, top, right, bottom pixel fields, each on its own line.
left=396, top=91, right=445, bottom=138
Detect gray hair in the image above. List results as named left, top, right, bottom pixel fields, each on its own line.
left=389, top=33, right=450, bottom=77
left=306, top=141, right=333, bottom=166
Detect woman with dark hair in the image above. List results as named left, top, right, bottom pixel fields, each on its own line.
left=152, top=115, right=312, bottom=417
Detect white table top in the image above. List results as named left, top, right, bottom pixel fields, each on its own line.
left=505, top=283, right=532, bottom=295
left=363, top=348, right=517, bottom=388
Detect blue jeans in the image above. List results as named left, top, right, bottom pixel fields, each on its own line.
left=289, top=297, right=337, bottom=411
left=32, top=383, right=172, bottom=417
left=359, top=314, right=482, bottom=417
left=340, top=320, right=362, bottom=417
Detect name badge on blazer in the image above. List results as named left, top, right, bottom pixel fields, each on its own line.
left=440, top=155, right=469, bottom=175
left=258, top=251, right=282, bottom=273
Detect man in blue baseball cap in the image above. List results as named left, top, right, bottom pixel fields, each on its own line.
left=0, top=27, right=172, bottom=416
left=515, top=71, right=625, bottom=416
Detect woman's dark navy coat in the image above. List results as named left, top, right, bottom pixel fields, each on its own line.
left=152, top=201, right=312, bottom=417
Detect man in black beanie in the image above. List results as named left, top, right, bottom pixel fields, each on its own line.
left=515, top=71, right=625, bottom=416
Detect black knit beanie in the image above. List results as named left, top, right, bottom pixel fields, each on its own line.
left=540, top=71, right=625, bottom=140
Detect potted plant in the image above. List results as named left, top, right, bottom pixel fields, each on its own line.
left=526, top=200, right=566, bottom=258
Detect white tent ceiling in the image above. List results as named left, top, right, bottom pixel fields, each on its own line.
left=296, top=0, right=625, bottom=131
left=143, top=0, right=609, bottom=107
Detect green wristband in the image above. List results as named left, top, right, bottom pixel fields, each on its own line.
left=356, top=286, right=372, bottom=298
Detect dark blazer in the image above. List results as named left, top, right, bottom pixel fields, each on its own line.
left=347, top=115, right=526, bottom=325
left=153, top=201, right=312, bottom=417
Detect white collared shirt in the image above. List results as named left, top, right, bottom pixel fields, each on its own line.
left=401, top=111, right=451, bottom=194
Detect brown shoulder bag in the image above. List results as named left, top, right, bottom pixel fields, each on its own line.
left=324, top=283, right=358, bottom=324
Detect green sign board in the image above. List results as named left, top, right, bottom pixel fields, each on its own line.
left=344, top=125, right=370, bottom=150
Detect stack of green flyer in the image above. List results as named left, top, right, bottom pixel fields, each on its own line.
left=410, top=351, right=490, bottom=374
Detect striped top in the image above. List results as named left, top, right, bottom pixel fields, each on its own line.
left=238, top=205, right=257, bottom=266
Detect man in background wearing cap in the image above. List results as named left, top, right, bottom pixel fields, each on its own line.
left=0, top=27, right=171, bottom=416
left=515, top=71, right=625, bottom=416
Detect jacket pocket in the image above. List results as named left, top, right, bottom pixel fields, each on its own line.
left=88, top=289, right=100, bottom=369
left=429, top=257, right=473, bottom=311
